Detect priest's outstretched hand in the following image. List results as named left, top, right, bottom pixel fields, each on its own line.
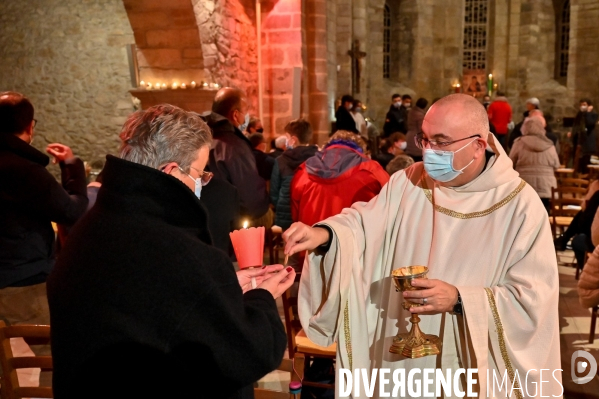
left=282, top=222, right=330, bottom=255
left=403, top=278, right=459, bottom=314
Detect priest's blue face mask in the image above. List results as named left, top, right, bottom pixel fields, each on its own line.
left=422, top=137, right=478, bottom=182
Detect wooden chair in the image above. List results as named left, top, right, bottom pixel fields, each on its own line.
left=549, top=187, right=584, bottom=240
left=281, top=276, right=336, bottom=394
left=254, top=358, right=299, bottom=399
left=555, top=177, right=589, bottom=194
left=590, top=305, right=598, bottom=344
left=0, top=321, right=52, bottom=399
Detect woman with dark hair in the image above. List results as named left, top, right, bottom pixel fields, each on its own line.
left=404, top=97, right=429, bottom=162
left=373, top=133, right=406, bottom=170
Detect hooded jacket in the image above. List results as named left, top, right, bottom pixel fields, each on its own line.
left=201, top=112, right=269, bottom=219
left=509, top=120, right=560, bottom=198
left=0, top=133, right=87, bottom=288
left=270, top=145, right=319, bottom=230
left=47, top=155, right=286, bottom=399
left=290, top=144, right=389, bottom=227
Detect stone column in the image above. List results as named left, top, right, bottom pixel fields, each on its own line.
left=305, top=0, right=330, bottom=144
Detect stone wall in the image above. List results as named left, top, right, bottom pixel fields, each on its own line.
left=0, top=0, right=135, bottom=172
left=193, top=0, right=259, bottom=112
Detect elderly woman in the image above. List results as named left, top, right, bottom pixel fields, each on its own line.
left=509, top=116, right=560, bottom=210
left=47, top=105, right=295, bottom=398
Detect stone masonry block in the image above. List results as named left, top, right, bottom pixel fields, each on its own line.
left=264, top=14, right=292, bottom=30
left=137, top=48, right=183, bottom=69
left=183, top=48, right=203, bottom=59
left=268, top=31, right=302, bottom=45
left=146, top=29, right=201, bottom=48
left=263, top=67, right=293, bottom=94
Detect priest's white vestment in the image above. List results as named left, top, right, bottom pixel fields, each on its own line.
left=298, top=138, right=562, bottom=398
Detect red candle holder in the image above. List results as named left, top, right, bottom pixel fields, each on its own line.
left=229, top=226, right=265, bottom=269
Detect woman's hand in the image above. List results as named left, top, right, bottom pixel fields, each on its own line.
left=236, top=265, right=283, bottom=293
left=257, top=266, right=296, bottom=299
left=402, top=278, right=459, bottom=314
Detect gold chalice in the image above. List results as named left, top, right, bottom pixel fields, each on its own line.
left=389, top=266, right=442, bottom=358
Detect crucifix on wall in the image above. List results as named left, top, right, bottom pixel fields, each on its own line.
left=348, top=39, right=367, bottom=94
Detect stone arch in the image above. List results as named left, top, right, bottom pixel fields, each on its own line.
left=122, top=0, right=205, bottom=86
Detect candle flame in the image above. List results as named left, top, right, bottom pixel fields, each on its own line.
left=243, top=221, right=249, bottom=229
left=456, top=83, right=460, bottom=87
left=488, top=74, right=493, bottom=79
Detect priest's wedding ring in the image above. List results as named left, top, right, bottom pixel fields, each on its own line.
left=423, top=298, right=428, bottom=304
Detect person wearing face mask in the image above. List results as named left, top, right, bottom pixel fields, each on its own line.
left=270, top=119, right=319, bottom=232
left=373, top=132, right=407, bottom=170
left=571, top=98, right=598, bottom=174
left=0, top=91, right=88, bottom=389
left=201, top=87, right=271, bottom=227
left=350, top=99, right=369, bottom=140
left=47, top=104, right=295, bottom=399
left=282, top=94, right=561, bottom=398
left=245, top=116, right=264, bottom=137
left=383, top=93, right=407, bottom=137
left=334, top=94, right=359, bottom=134
left=404, top=97, right=429, bottom=162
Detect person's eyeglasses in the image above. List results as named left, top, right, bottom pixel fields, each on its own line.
left=415, top=134, right=481, bottom=150
left=32, top=119, right=38, bottom=128
left=189, top=166, right=213, bottom=186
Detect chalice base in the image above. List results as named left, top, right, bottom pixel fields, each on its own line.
left=389, top=332, right=442, bottom=358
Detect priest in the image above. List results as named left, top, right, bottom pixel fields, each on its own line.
left=283, top=94, right=562, bottom=398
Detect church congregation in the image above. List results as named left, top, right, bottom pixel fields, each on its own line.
left=1, top=0, right=599, bottom=398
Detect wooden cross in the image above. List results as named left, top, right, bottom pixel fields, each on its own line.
left=347, top=39, right=367, bottom=94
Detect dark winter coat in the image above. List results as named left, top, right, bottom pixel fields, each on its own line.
left=47, top=155, right=286, bottom=399
left=0, top=133, right=87, bottom=288
left=270, top=145, right=319, bottom=230
left=200, top=176, right=240, bottom=258
left=573, top=109, right=599, bottom=155
left=201, top=112, right=269, bottom=219
left=334, top=105, right=359, bottom=134
left=383, top=105, right=407, bottom=136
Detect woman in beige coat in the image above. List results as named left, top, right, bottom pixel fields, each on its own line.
left=578, top=208, right=599, bottom=309
left=509, top=116, right=560, bottom=209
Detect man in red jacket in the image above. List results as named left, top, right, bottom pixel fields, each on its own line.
left=487, top=91, right=512, bottom=150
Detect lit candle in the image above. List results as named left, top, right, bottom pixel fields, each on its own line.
left=171, top=82, right=178, bottom=90
left=139, top=80, right=145, bottom=89
left=229, top=221, right=265, bottom=289
left=202, top=82, right=208, bottom=88
left=181, top=83, right=187, bottom=89
left=161, top=83, right=167, bottom=90
left=147, top=82, right=153, bottom=90
left=190, top=81, right=197, bottom=89
left=487, top=74, right=493, bottom=94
